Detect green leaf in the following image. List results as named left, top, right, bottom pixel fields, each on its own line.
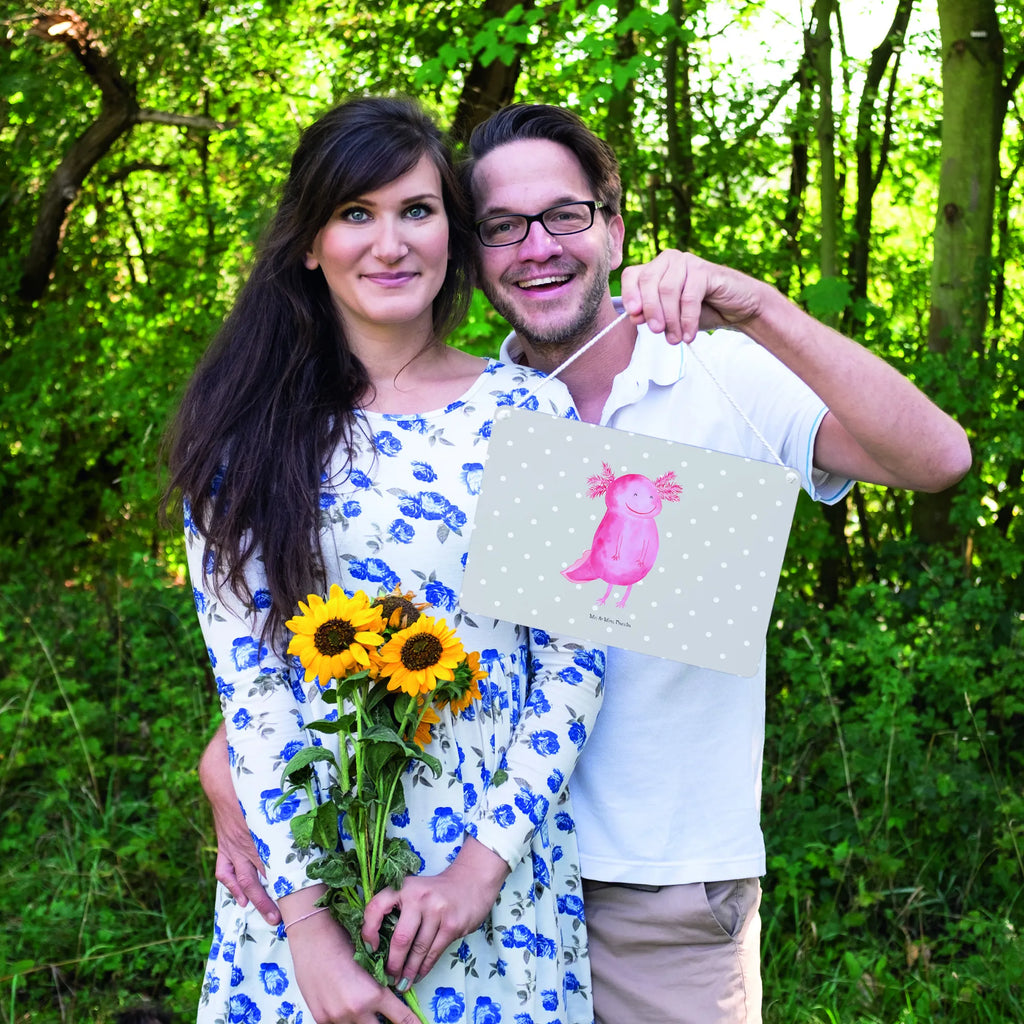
left=289, top=809, right=317, bottom=848
left=471, top=26, right=496, bottom=56
left=379, top=837, right=422, bottom=891
left=353, top=942, right=388, bottom=984
left=338, top=903, right=372, bottom=951
left=309, top=849, right=362, bottom=890
left=363, top=722, right=406, bottom=745
left=281, top=745, right=337, bottom=787
left=439, top=42, right=466, bottom=64
left=411, top=748, right=443, bottom=777
left=387, top=785, right=408, bottom=819
left=311, top=800, right=341, bottom=850
left=301, top=716, right=350, bottom=734
left=364, top=738, right=410, bottom=783
left=801, top=276, right=853, bottom=319
left=365, top=684, right=402, bottom=716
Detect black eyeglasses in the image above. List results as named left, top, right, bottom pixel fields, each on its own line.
left=474, top=200, right=607, bottom=247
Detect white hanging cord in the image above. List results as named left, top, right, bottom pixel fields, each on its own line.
left=518, top=311, right=787, bottom=469
left=523, top=311, right=631, bottom=395
left=682, top=343, right=786, bottom=468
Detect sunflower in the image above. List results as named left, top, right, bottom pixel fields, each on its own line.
left=447, top=650, right=486, bottom=715
left=372, top=585, right=428, bottom=630
left=410, top=702, right=441, bottom=749
left=285, top=584, right=386, bottom=684
left=376, top=616, right=465, bottom=696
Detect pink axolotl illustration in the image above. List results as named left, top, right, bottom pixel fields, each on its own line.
left=561, top=462, right=683, bottom=608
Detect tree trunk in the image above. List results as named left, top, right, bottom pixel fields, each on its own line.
left=17, top=8, right=232, bottom=302
left=992, top=60, right=1024, bottom=333
left=805, top=0, right=851, bottom=605
left=927, top=1, right=1003, bottom=356
left=807, top=0, right=839, bottom=282
left=783, top=65, right=811, bottom=299
left=913, top=0, right=1004, bottom=546
left=664, top=0, right=693, bottom=248
left=848, top=0, right=914, bottom=308
left=19, top=11, right=139, bottom=301
left=449, top=0, right=534, bottom=144
left=608, top=0, right=638, bottom=147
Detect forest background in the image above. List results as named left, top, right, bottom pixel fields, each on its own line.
left=1, top=0, right=1022, bottom=1021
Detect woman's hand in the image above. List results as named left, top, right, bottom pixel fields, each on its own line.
left=283, top=897, right=421, bottom=1024
left=361, top=836, right=511, bottom=990
left=199, top=723, right=282, bottom=925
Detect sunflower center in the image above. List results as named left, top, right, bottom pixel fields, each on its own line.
left=378, top=595, right=422, bottom=629
left=400, top=634, right=444, bottom=671
left=314, top=618, right=357, bottom=655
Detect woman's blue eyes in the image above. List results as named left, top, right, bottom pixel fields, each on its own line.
left=337, top=203, right=434, bottom=222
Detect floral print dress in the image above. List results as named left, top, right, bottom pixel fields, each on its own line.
left=188, top=360, right=605, bottom=1024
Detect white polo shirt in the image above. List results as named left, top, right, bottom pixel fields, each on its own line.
left=500, top=313, right=852, bottom=884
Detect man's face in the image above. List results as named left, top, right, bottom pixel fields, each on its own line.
left=470, top=138, right=625, bottom=354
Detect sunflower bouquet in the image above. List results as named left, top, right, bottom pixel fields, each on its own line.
left=278, top=583, right=485, bottom=1020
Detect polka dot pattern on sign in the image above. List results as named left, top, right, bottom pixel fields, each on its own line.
left=463, top=409, right=801, bottom=676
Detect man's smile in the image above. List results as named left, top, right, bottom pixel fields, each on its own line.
left=515, top=274, right=573, bottom=290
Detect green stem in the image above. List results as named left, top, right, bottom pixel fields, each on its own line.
left=374, top=772, right=403, bottom=873
left=401, top=985, right=430, bottom=1024
left=336, top=721, right=351, bottom=793
left=351, top=688, right=374, bottom=903
left=371, top=696, right=430, bottom=876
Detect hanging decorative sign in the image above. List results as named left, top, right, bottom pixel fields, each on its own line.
left=461, top=408, right=801, bottom=676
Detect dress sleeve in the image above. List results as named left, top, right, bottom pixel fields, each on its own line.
left=185, top=505, right=324, bottom=897
left=467, top=631, right=605, bottom=870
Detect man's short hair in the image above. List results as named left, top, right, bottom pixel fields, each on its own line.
left=463, top=104, right=622, bottom=216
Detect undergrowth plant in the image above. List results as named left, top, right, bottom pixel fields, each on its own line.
left=3, top=516, right=1022, bottom=1023
left=1, top=555, right=215, bottom=1023
left=761, top=531, right=1024, bottom=1023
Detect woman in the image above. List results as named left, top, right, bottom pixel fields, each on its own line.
left=165, top=97, right=604, bottom=1024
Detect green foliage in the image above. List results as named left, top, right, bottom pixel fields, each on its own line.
left=0, top=558, right=215, bottom=1022
left=761, top=543, right=1024, bottom=1022
left=803, top=276, right=855, bottom=321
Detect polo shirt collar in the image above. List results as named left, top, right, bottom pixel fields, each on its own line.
left=593, top=298, right=685, bottom=421
left=497, top=296, right=688, bottom=392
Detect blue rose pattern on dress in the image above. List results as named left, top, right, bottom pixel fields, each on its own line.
left=190, top=362, right=602, bottom=1024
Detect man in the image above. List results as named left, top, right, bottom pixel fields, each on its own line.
left=202, top=104, right=970, bottom=1023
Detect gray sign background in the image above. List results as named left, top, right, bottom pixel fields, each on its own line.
left=461, top=408, right=801, bottom=676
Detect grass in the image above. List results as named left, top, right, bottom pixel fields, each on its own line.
left=0, top=562, right=214, bottom=1023
left=1, top=548, right=1021, bottom=1022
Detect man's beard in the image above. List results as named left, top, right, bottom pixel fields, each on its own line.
left=481, top=259, right=611, bottom=358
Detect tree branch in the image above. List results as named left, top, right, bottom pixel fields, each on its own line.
left=1005, top=56, right=1024, bottom=101
left=19, top=9, right=138, bottom=300
left=28, top=8, right=135, bottom=106
left=18, top=8, right=233, bottom=302
left=104, top=161, right=173, bottom=185
left=136, top=109, right=233, bottom=130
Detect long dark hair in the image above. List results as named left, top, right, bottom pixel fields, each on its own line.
left=164, top=96, right=475, bottom=642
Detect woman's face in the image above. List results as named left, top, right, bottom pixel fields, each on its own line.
left=305, top=154, right=450, bottom=338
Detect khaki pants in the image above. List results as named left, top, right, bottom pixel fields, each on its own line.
left=582, top=878, right=762, bottom=1024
